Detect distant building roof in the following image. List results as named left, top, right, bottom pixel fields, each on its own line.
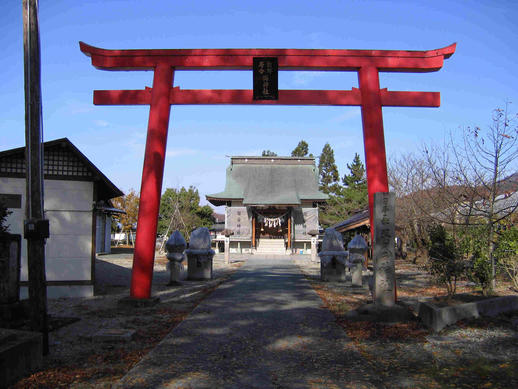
left=0, top=137, right=123, bottom=201
left=206, top=156, right=329, bottom=206
left=332, top=209, right=370, bottom=233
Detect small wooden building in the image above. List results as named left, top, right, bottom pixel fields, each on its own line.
left=332, top=209, right=370, bottom=236
left=206, top=156, right=328, bottom=255
left=0, top=138, right=123, bottom=298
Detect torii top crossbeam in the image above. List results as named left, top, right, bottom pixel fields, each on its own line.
left=80, top=42, right=455, bottom=299
left=81, top=42, right=455, bottom=107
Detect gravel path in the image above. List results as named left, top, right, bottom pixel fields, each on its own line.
left=13, top=253, right=517, bottom=388
left=116, top=257, right=383, bottom=389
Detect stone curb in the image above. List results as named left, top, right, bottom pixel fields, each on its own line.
left=417, top=295, right=518, bottom=332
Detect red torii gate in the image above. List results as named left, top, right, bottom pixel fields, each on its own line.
left=80, top=42, right=455, bottom=300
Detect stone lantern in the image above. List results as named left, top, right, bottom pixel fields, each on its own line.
left=307, top=229, right=319, bottom=263
left=347, top=235, right=368, bottom=287
left=165, top=230, right=186, bottom=285
left=318, top=228, right=348, bottom=282
left=222, top=229, right=233, bottom=264
left=186, top=227, right=215, bottom=280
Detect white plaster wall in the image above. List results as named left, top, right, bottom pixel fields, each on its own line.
left=1, top=177, right=93, bottom=285
left=229, top=241, right=251, bottom=253
left=20, top=285, right=94, bottom=299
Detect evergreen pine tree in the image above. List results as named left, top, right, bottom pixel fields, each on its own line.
left=343, top=153, right=366, bottom=188
left=318, top=143, right=339, bottom=193
left=291, top=140, right=309, bottom=157
left=342, top=153, right=368, bottom=213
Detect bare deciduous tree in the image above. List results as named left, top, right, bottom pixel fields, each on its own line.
left=391, top=105, right=518, bottom=289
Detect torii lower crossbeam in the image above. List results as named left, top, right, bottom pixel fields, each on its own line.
left=81, top=42, right=455, bottom=299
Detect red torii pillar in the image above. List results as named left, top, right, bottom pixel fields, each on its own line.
left=80, top=42, right=456, bottom=299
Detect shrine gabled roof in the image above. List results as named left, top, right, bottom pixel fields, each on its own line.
left=206, top=156, right=329, bottom=207
left=0, top=138, right=123, bottom=201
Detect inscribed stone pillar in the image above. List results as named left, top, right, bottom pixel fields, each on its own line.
left=224, top=237, right=230, bottom=264
left=311, top=236, right=317, bottom=262
left=373, top=192, right=396, bottom=307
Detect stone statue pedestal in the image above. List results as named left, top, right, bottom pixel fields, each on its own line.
left=186, top=227, right=215, bottom=281
left=347, top=235, right=368, bottom=288
left=167, top=261, right=184, bottom=285
left=319, top=228, right=348, bottom=282
left=187, top=253, right=214, bottom=280
left=351, top=259, right=363, bottom=287
left=165, top=230, right=187, bottom=285
left=320, top=255, right=348, bottom=282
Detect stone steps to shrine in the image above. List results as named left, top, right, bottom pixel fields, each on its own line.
left=255, top=239, right=286, bottom=254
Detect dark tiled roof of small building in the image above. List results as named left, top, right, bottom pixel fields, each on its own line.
left=0, top=138, right=123, bottom=201
left=332, top=209, right=370, bottom=233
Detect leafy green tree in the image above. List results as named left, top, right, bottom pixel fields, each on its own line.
left=111, top=189, right=140, bottom=244
left=318, top=143, right=339, bottom=194
left=291, top=140, right=309, bottom=157
left=261, top=150, right=277, bottom=157
left=158, top=186, right=214, bottom=241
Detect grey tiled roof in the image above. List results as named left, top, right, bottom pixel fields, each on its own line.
left=206, top=157, right=328, bottom=206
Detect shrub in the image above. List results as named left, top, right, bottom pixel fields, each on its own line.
left=457, top=225, right=495, bottom=295
left=467, top=249, right=493, bottom=295
left=427, top=224, right=464, bottom=297
left=495, top=226, right=518, bottom=291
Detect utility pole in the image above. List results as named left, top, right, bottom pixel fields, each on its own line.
left=23, top=0, right=49, bottom=355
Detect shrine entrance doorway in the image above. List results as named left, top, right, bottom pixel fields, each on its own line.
left=80, top=42, right=456, bottom=299
left=255, top=208, right=289, bottom=240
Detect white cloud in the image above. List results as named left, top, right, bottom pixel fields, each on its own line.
left=292, top=71, right=322, bottom=86
left=93, top=119, right=110, bottom=127
left=328, top=108, right=361, bottom=123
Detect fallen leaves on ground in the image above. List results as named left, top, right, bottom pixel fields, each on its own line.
left=336, top=319, right=428, bottom=341
left=11, top=274, right=237, bottom=388
left=303, top=259, right=518, bottom=389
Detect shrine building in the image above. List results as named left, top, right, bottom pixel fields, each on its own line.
left=206, top=156, right=328, bottom=255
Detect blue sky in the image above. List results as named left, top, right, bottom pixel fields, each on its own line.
left=1, top=0, right=517, bottom=207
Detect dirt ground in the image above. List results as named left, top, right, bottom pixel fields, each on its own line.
left=10, top=251, right=244, bottom=389
left=294, top=257, right=518, bottom=389
left=9, top=253, right=518, bottom=388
